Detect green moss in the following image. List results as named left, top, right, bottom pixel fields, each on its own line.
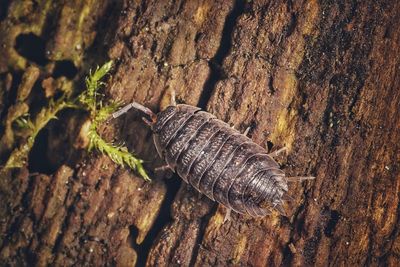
left=79, top=61, right=150, bottom=181
left=4, top=98, right=75, bottom=169
left=2, top=61, right=150, bottom=181
left=87, top=126, right=150, bottom=181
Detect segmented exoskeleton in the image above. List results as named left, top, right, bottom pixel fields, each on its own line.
left=113, top=102, right=300, bottom=217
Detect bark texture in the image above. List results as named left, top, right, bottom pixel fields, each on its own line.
left=0, top=0, right=399, bottom=266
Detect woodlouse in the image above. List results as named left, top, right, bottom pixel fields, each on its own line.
left=113, top=101, right=313, bottom=217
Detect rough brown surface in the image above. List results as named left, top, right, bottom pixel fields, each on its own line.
left=1, top=0, right=399, bottom=266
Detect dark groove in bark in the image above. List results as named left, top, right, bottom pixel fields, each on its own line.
left=0, top=72, right=23, bottom=130
left=188, top=204, right=218, bottom=267
left=0, top=169, right=30, bottom=251
left=197, top=0, right=246, bottom=110
left=51, top=179, right=80, bottom=256
left=133, top=176, right=181, bottom=267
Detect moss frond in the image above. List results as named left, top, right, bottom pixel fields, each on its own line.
left=79, top=60, right=113, bottom=113
left=4, top=97, right=75, bottom=169
left=88, top=124, right=150, bottom=181
left=14, top=113, right=34, bottom=131
left=94, top=101, right=120, bottom=123
left=82, top=61, right=150, bottom=181
left=2, top=60, right=150, bottom=182
left=31, top=98, right=76, bottom=138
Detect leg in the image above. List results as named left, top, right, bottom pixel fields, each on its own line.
left=111, top=103, right=135, bottom=119
left=243, top=126, right=251, bottom=136
left=170, top=88, right=176, bottom=106
left=154, top=164, right=174, bottom=172
left=111, top=102, right=155, bottom=119
left=142, top=117, right=153, bottom=127
left=223, top=207, right=232, bottom=223
left=268, top=146, right=287, bottom=158
left=154, top=164, right=175, bottom=179
left=110, top=102, right=156, bottom=121
left=288, top=243, right=297, bottom=254
left=160, top=88, right=177, bottom=110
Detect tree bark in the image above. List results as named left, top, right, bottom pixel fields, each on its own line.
left=0, top=0, right=399, bottom=266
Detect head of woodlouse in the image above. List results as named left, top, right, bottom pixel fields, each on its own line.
left=151, top=105, right=178, bottom=157
left=151, top=106, right=176, bottom=132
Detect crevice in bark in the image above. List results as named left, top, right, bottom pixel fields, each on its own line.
left=53, top=60, right=78, bottom=79
left=197, top=0, right=246, bottom=109
left=0, top=72, right=22, bottom=125
left=51, top=178, right=79, bottom=256
left=28, top=109, right=73, bottom=174
left=284, top=180, right=315, bottom=265
left=87, top=0, right=124, bottom=67
left=188, top=204, right=219, bottom=267
left=0, top=0, right=10, bottom=21
left=14, top=33, right=48, bottom=66
left=0, top=169, right=31, bottom=251
left=324, top=208, right=341, bottom=237
left=386, top=197, right=400, bottom=261
left=130, top=176, right=181, bottom=267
